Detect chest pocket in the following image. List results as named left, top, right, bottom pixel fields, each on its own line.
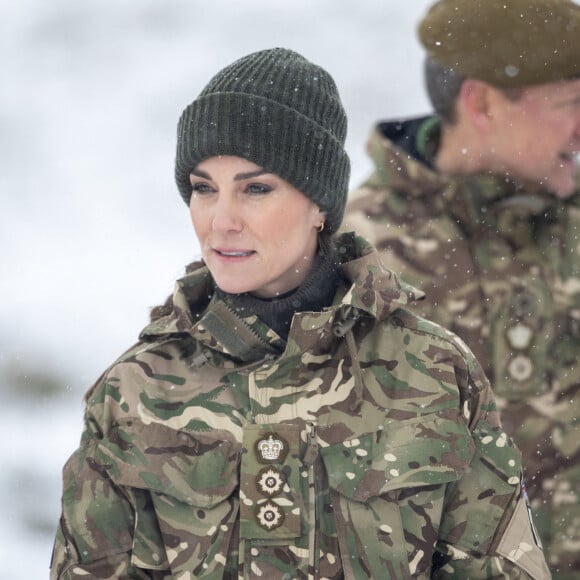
left=97, top=418, right=241, bottom=578
left=319, top=412, right=474, bottom=578
left=483, top=276, right=553, bottom=400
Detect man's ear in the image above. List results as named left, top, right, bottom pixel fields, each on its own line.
left=458, top=79, right=494, bottom=130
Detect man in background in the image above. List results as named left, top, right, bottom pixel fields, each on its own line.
left=346, top=0, right=580, bottom=576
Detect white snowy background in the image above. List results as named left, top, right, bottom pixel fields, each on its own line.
left=0, top=0, right=438, bottom=575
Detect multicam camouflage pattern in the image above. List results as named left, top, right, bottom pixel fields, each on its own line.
left=346, top=118, right=580, bottom=579
left=51, top=233, right=549, bottom=579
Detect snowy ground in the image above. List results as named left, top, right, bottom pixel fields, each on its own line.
left=0, top=0, right=435, bottom=575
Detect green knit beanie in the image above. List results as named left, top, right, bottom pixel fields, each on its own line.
left=175, top=48, right=350, bottom=234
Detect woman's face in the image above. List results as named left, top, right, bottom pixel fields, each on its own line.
left=189, top=156, right=324, bottom=298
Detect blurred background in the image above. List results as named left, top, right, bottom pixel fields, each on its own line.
left=0, top=0, right=434, bottom=575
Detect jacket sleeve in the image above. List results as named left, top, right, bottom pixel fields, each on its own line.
left=432, top=362, right=551, bottom=579
left=49, top=384, right=148, bottom=580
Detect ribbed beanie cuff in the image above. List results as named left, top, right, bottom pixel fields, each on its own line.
left=175, top=48, right=350, bottom=234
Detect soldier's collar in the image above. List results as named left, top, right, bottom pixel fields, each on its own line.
left=415, top=116, right=441, bottom=167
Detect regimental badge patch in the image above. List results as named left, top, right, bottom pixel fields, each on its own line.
left=256, top=467, right=285, bottom=497
left=255, top=501, right=285, bottom=531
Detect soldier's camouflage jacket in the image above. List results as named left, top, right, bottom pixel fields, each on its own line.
left=346, top=116, right=580, bottom=578
left=51, top=233, right=550, bottom=579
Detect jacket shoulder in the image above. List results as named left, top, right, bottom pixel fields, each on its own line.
left=389, top=306, right=490, bottom=389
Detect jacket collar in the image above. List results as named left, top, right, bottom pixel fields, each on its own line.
left=338, top=234, right=424, bottom=319
left=370, top=116, right=580, bottom=215
left=140, top=233, right=423, bottom=361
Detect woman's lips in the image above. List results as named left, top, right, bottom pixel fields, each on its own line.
left=217, top=250, right=253, bottom=256
left=214, top=248, right=255, bottom=259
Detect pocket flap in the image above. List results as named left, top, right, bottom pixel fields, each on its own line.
left=96, top=418, right=241, bottom=508
left=320, top=412, right=475, bottom=502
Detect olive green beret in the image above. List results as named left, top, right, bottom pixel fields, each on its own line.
left=418, top=0, right=580, bottom=87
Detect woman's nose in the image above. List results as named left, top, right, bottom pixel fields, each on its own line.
left=211, top=194, right=243, bottom=232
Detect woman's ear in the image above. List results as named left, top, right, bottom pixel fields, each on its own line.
left=315, top=209, right=326, bottom=232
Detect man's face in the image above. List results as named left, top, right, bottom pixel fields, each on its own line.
left=488, top=78, right=580, bottom=197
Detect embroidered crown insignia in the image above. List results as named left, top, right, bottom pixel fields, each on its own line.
left=257, top=434, right=285, bottom=462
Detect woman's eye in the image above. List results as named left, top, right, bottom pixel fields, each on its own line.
left=246, top=183, right=273, bottom=194
left=191, top=182, right=214, bottom=194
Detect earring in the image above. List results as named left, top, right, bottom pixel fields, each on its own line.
left=317, top=222, right=325, bottom=233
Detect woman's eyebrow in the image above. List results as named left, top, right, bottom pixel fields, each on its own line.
left=190, top=169, right=211, bottom=179
left=189, top=169, right=269, bottom=180
left=235, top=169, right=268, bottom=181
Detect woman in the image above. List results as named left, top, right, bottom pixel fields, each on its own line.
left=50, top=48, right=549, bottom=579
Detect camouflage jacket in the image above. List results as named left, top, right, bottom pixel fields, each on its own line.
left=51, top=233, right=549, bottom=579
left=346, top=117, right=580, bottom=576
